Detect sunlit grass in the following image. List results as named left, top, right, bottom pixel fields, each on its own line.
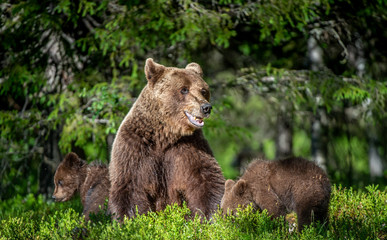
left=1, top=185, right=385, bottom=240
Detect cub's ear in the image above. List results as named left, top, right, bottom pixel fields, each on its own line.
left=234, top=179, right=247, bottom=197
left=145, top=58, right=165, bottom=87
left=225, top=179, right=235, bottom=191
left=63, top=152, right=85, bottom=169
left=185, top=62, right=203, bottom=77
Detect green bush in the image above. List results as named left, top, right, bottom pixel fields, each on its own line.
left=329, top=185, right=387, bottom=239
left=0, top=185, right=386, bottom=240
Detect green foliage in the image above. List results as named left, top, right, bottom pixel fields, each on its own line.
left=250, top=0, right=330, bottom=45
left=57, top=80, right=133, bottom=160
left=0, top=0, right=249, bottom=198
left=0, top=194, right=83, bottom=221
left=235, top=67, right=387, bottom=117
left=329, top=185, right=387, bottom=239
left=2, top=0, right=387, bottom=200
left=0, top=185, right=386, bottom=239
left=293, top=130, right=311, bottom=158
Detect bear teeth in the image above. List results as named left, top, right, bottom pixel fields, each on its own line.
left=185, top=111, right=204, bottom=128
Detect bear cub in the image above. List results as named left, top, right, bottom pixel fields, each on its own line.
left=221, top=157, right=331, bottom=231
left=52, top=152, right=110, bottom=221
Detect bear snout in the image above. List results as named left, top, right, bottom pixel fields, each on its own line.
left=201, top=103, right=212, bottom=115
left=52, top=195, right=62, bottom=202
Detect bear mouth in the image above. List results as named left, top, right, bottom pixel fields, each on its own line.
left=53, top=195, right=71, bottom=202
left=184, top=111, right=205, bottom=128
left=54, top=197, right=66, bottom=202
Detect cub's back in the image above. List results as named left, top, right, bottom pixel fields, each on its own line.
left=82, top=164, right=110, bottom=220
left=241, top=157, right=330, bottom=193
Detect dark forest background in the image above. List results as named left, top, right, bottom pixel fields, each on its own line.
left=1, top=0, right=387, bottom=200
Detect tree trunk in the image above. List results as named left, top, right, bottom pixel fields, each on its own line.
left=311, top=108, right=328, bottom=171
left=275, top=110, right=293, bottom=159
left=368, top=127, right=384, bottom=178
left=38, top=128, right=62, bottom=197
left=308, top=35, right=328, bottom=170
left=348, top=34, right=384, bottom=178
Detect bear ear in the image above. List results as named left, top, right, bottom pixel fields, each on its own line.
left=225, top=179, right=235, bottom=191
left=185, top=62, right=203, bottom=77
left=234, top=179, right=247, bottom=197
left=145, top=58, right=165, bottom=87
left=63, top=152, right=85, bottom=169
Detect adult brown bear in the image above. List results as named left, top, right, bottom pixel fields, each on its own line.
left=109, top=59, right=225, bottom=221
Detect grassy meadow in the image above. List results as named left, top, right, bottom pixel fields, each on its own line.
left=0, top=185, right=386, bottom=240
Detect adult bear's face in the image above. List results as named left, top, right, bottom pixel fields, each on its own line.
left=144, top=58, right=212, bottom=136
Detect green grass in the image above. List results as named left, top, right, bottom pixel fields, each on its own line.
left=0, top=185, right=386, bottom=240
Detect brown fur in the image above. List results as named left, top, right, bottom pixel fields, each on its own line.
left=221, top=157, right=331, bottom=231
left=52, top=152, right=110, bottom=221
left=109, top=59, right=225, bottom=221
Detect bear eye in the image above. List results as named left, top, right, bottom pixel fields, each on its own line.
left=201, top=89, right=208, bottom=97
left=58, top=180, right=63, bottom=186
left=181, top=87, right=189, bottom=95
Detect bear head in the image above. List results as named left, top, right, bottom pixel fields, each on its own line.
left=220, top=179, right=253, bottom=215
left=143, top=58, right=212, bottom=137
left=52, top=152, right=86, bottom=202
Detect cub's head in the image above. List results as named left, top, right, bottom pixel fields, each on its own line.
left=52, top=152, right=86, bottom=202
left=220, top=179, right=252, bottom=215
left=144, top=58, right=212, bottom=136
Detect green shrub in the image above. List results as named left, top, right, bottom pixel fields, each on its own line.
left=329, top=185, right=387, bottom=240
left=0, top=193, right=83, bottom=221
left=37, top=208, right=85, bottom=240
left=1, top=213, right=38, bottom=239
left=0, top=185, right=386, bottom=240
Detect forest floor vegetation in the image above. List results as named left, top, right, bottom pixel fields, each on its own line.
left=0, top=185, right=386, bottom=240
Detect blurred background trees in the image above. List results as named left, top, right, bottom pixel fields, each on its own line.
left=1, top=0, right=387, bottom=200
